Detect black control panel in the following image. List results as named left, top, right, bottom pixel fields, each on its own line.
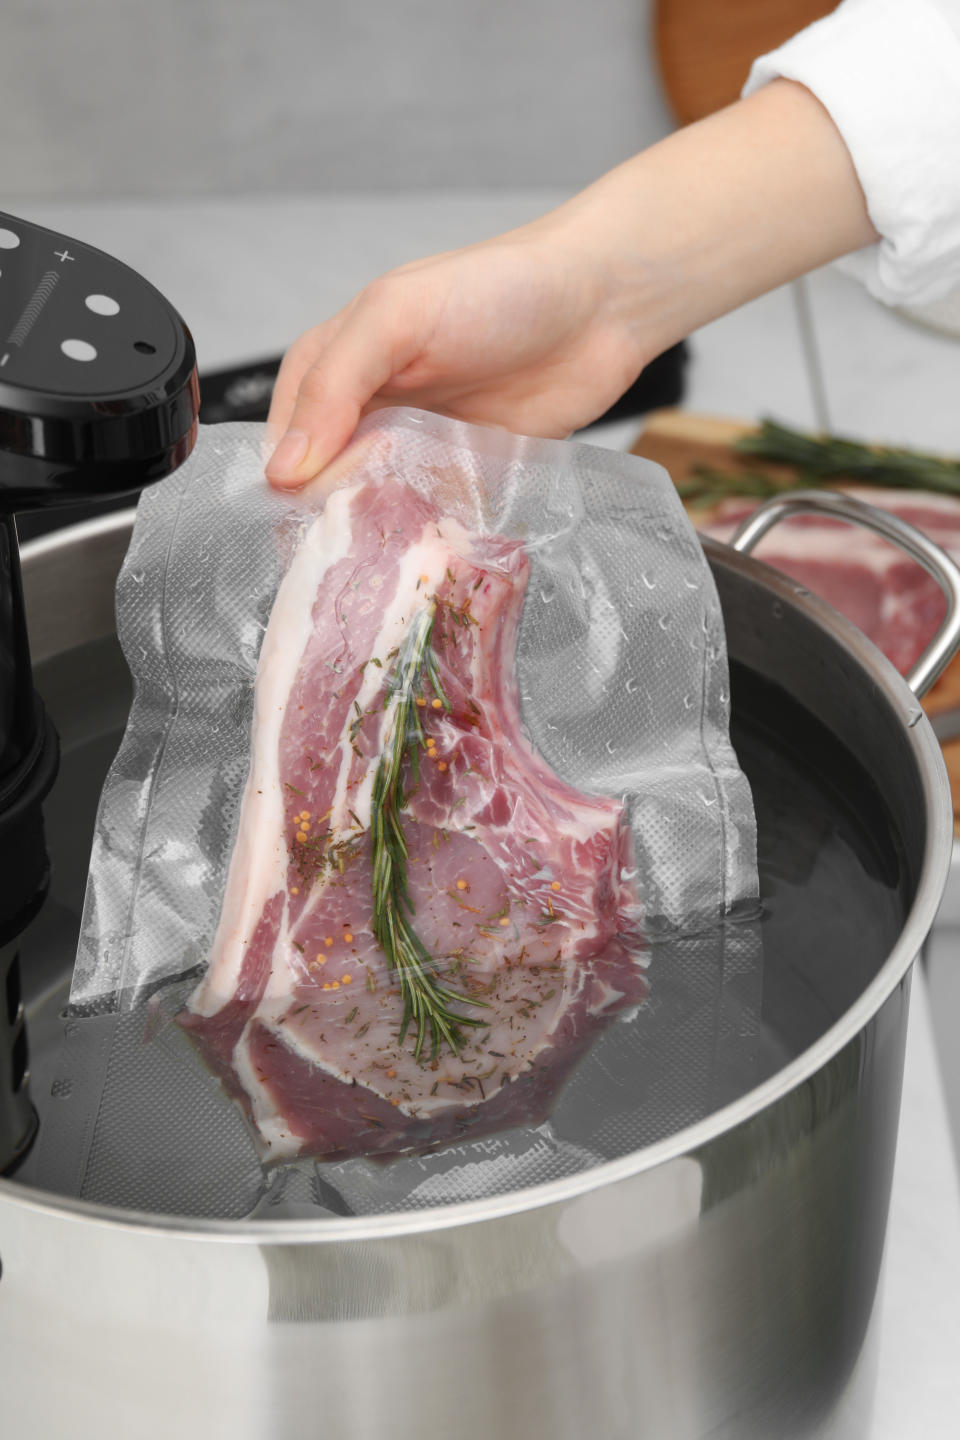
left=0, top=211, right=200, bottom=1008
left=0, top=211, right=198, bottom=510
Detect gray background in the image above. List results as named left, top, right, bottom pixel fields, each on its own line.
left=0, top=0, right=672, bottom=196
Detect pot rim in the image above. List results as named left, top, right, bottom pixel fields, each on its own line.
left=1, top=517, right=952, bottom=1243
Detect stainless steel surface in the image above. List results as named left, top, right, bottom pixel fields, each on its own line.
left=0, top=512, right=955, bottom=1440
left=730, top=487, right=960, bottom=698
left=924, top=840, right=960, bottom=1166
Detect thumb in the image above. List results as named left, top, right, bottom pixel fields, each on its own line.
left=265, top=300, right=403, bottom=490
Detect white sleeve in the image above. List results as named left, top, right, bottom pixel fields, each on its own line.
left=742, top=0, right=960, bottom=307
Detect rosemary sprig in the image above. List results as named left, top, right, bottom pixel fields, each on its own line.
left=675, top=465, right=795, bottom=513
left=737, top=420, right=960, bottom=494
left=369, top=601, right=485, bottom=1062
left=675, top=418, right=960, bottom=511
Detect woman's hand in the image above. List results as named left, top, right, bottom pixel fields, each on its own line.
left=265, top=218, right=649, bottom=488
left=267, top=80, right=877, bottom=490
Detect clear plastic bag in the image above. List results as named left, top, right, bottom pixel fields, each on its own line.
left=38, top=410, right=761, bottom=1215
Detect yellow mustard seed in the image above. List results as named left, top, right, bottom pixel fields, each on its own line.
left=343, top=931, right=354, bottom=943
left=431, top=698, right=442, bottom=710
left=341, top=974, right=353, bottom=985
left=498, top=916, right=510, bottom=927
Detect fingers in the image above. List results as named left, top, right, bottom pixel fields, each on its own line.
left=265, top=317, right=341, bottom=441
left=265, top=286, right=410, bottom=490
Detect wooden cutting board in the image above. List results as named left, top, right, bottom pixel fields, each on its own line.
left=654, top=0, right=836, bottom=125
left=631, top=409, right=960, bottom=826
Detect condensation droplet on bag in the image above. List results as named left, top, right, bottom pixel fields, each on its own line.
left=56, top=410, right=760, bottom=1222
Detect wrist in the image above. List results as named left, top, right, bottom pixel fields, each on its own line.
left=542, top=79, right=878, bottom=361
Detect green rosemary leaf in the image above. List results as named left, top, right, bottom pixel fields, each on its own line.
left=735, top=419, right=960, bottom=497
left=369, top=599, right=486, bottom=1061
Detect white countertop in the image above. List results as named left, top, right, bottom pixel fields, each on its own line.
left=6, top=190, right=960, bottom=1433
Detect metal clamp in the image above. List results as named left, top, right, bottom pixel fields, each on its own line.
left=730, top=489, right=960, bottom=700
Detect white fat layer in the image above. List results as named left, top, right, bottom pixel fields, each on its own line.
left=189, top=487, right=358, bottom=1018
left=231, top=1021, right=303, bottom=1161
left=286, top=524, right=465, bottom=951
left=349, top=522, right=474, bottom=826
left=327, top=528, right=454, bottom=833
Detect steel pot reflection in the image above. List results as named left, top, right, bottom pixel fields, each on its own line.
left=0, top=492, right=956, bottom=1440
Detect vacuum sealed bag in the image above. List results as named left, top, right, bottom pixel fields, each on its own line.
left=39, top=410, right=763, bottom=1215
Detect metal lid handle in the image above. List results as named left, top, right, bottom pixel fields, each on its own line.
left=729, top=489, right=960, bottom=699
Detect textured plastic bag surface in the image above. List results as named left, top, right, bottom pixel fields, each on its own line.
left=37, top=410, right=764, bottom=1218
left=72, top=409, right=756, bottom=1014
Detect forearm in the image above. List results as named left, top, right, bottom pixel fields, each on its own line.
left=267, top=79, right=879, bottom=484
left=544, top=79, right=878, bottom=363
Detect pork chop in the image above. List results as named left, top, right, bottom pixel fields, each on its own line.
left=181, top=472, right=645, bottom=1161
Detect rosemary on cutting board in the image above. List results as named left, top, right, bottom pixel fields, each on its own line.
left=370, top=600, right=486, bottom=1062
left=676, top=419, right=960, bottom=511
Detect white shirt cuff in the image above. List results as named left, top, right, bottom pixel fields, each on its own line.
left=743, top=0, right=960, bottom=307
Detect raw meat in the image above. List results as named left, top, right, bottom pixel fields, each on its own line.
left=702, top=486, right=960, bottom=677
left=182, top=474, right=645, bottom=1162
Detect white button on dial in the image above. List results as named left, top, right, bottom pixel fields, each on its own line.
left=61, top=338, right=97, bottom=362
left=85, top=294, right=120, bottom=316
left=0, top=228, right=20, bottom=250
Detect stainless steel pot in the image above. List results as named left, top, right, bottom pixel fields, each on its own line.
left=0, top=494, right=957, bottom=1440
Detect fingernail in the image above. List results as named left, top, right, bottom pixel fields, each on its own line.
left=266, top=428, right=309, bottom=480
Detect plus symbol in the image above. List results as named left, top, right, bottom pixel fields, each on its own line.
left=53, top=248, right=75, bottom=263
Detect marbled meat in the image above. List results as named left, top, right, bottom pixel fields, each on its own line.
left=703, top=486, right=960, bottom=676
left=182, top=473, right=644, bottom=1161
